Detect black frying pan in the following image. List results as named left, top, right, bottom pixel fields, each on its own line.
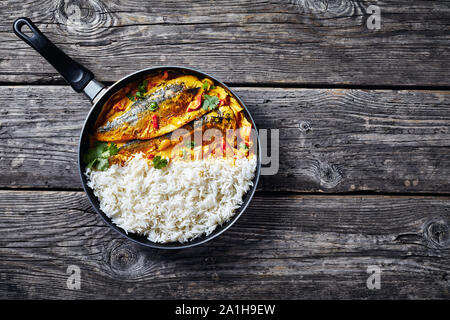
left=13, top=17, right=261, bottom=249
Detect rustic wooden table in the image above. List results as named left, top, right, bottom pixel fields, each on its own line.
left=0, top=0, right=449, bottom=299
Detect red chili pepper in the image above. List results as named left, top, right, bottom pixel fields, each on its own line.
left=112, top=102, right=124, bottom=112
left=218, top=96, right=230, bottom=107
left=186, top=94, right=203, bottom=112
left=161, top=71, right=168, bottom=80
left=152, top=114, right=159, bottom=129
left=147, top=154, right=155, bottom=159
left=112, top=98, right=127, bottom=111
left=222, top=138, right=226, bottom=153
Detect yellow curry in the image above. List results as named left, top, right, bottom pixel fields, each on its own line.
left=86, top=70, right=254, bottom=170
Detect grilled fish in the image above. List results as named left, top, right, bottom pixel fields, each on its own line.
left=109, top=106, right=246, bottom=165
left=95, top=75, right=208, bottom=142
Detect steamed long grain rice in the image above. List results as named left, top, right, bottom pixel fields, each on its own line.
left=85, top=154, right=256, bottom=243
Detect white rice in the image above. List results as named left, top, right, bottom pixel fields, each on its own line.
left=85, top=154, right=256, bottom=243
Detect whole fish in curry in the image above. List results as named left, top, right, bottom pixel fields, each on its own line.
left=85, top=70, right=254, bottom=171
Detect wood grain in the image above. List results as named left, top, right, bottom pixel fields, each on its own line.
left=0, top=191, right=448, bottom=299
left=1, top=0, right=449, bottom=86
left=1, top=0, right=450, bottom=301
left=1, top=86, right=449, bottom=193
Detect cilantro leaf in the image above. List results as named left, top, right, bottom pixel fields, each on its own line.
left=152, top=156, right=168, bottom=169
left=239, top=142, right=249, bottom=150
left=202, top=94, right=220, bottom=111
left=83, top=142, right=106, bottom=164
left=86, top=158, right=98, bottom=170
left=202, top=81, right=209, bottom=91
left=107, top=143, right=119, bottom=156
left=96, top=158, right=110, bottom=171
left=83, top=142, right=119, bottom=171
left=139, top=80, right=148, bottom=93
left=136, top=91, right=145, bottom=99
left=148, top=101, right=158, bottom=111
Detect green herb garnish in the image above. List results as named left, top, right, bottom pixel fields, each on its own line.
left=126, top=93, right=135, bottom=101
left=149, top=101, right=158, bottom=111
left=210, top=85, right=216, bottom=89
left=202, top=81, right=209, bottom=91
left=152, top=155, right=168, bottom=169
left=186, top=141, right=196, bottom=148
left=240, top=142, right=249, bottom=150
left=202, top=94, right=220, bottom=111
left=126, top=80, right=148, bottom=101
left=138, top=80, right=148, bottom=93
left=83, top=142, right=119, bottom=171
left=132, top=80, right=148, bottom=100
left=136, top=91, right=145, bottom=99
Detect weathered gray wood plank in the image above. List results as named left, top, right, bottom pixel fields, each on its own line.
left=1, top=86, right=450, bottom=193
left=1, top=0, right=449, bottom=85
left=0, top=191, right=448, bottom=299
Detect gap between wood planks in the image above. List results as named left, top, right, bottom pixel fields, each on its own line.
left=1, top=82, right=450, bottom=91
left=1, top=187, right=450, bottom=198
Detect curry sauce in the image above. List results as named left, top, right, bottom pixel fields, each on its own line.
left=87, top=70, right=254, bottom=170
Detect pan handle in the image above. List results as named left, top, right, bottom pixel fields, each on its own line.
left=13, top=17, right=104, bottom=101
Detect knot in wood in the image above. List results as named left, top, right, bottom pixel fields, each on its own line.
left=55, top=0, right=115, bottom=35
left=292, top=0, right=356, bottom=16
left=292, top=0, right=328, bottom=13
left=109, top=241, right=145, bottom=275
left=299, top=121, right=312, bottom=133
left=424, top=220, right=450, bottom=249
left=313, top=160, right=343, bottom=189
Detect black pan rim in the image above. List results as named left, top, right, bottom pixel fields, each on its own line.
left=78, top=66, right=261, bottom=249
